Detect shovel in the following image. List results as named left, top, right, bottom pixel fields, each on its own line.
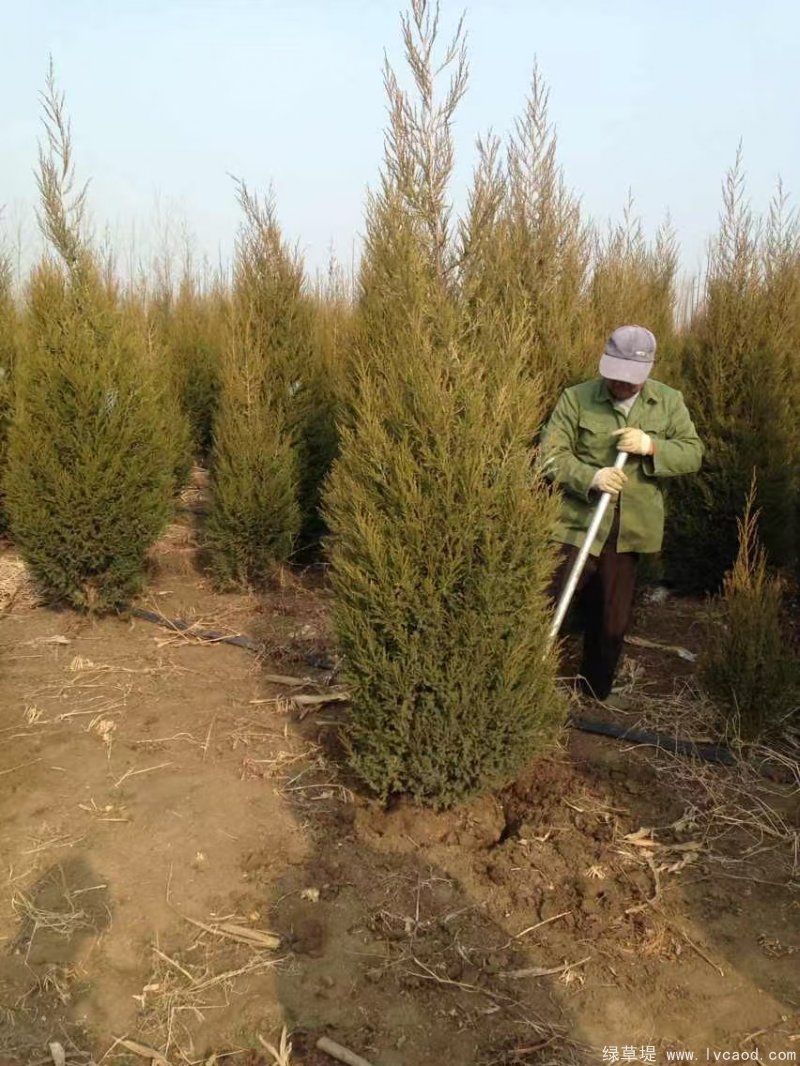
left=548, top=451, right=628, bottom=645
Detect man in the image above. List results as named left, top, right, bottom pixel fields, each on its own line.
left=541, top=324, right=703, bottom=702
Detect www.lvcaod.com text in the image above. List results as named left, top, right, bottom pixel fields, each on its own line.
left=665, top=1053, right=796, bottom=1062
left=602, top=1049, right=796, bottom=1063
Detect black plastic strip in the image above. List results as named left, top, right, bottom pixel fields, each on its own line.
left=570, top=714, right=736, bottom=765
left=130, top=607, right=263, bottom=653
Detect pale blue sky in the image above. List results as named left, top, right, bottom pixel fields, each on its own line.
left=0, top=0, right=796, bottom=283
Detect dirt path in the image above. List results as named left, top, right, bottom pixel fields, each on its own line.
left=0, top=521, right=797, bottom=1065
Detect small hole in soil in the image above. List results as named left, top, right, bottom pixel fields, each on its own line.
left=491, top=814, right=520, bottom=848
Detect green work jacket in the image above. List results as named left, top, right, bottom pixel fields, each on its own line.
left=540, top=377, right=703, bottom=555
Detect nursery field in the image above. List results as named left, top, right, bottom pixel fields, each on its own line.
left=0, top=486, right=797, bottom=1066
left=2, top=4, right=800, bottom=1064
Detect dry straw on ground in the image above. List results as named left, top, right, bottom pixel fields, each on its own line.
left=131, top=933, right=286, bottom=1063
left=0, top=549, right=43, bottom=612
left=258, top=1027, right=294, bottom=1066
left=146, top=521, right=200, bottom=578
left=597, top=678, right=800, bottom=884
left=11, top=887, right=91, bottom=957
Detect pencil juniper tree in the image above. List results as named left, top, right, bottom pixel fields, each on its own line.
left=664, top=153, right=798, bottom=590
left=324, top=1, right=566, bottom=808
left=113, top=273, right=194, bottom=493
left=3, top=66, right=179, bottom=610
left=159, top=267, right=226, bottom=462
left=586, top=200, right=679, bottom=377
left=700, top=476, right=797, bottom=740
left=758, top=182, right=800, bottom=575
left=506, top=66, right=592, bottom=398
left=460, top=65, right=590, bottom=408
left=0, top=248, right=17, bottom=534
left=297, top=260, right=352, bottom=556
left=204, top=182, right=306, bottom=586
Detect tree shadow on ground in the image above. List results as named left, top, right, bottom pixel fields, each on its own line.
left=0, top=856, right=111, bottom=1063
left=257, top=681, right=799, bottom=1065
left=263, top=778, right=596, bottom=1066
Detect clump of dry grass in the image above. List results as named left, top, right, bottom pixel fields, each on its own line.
left=146, top=519, right=201, bottom=578
left=612, top=674, right=721, bottom=743
left=574, top=660, right=799, bottom=884
left=12, top=884, right=91, bottom=957
left=626, top=687, right=800, bottom=882
left=0, top=1009, right=94, bottom=1066
left=178, top=465, right=210, bottom=512
left=0, top=549, right=43, bottom=612
left=15, top=962, right=80, bottom=1008
left=239, top=744, right=320, bottom=782
left=488, top=1041, right=593, bottom=1066
left=224, top=713, right=353, bottom=803
left=17, top=655, right=134, bottom=735
left=258, top=1027, right=294, bottom=1066
left=132, top=936, right=286, bottom=1062
left=658, top=756, right=798, bottom=876
left=135, top=593, right=262, bottom=652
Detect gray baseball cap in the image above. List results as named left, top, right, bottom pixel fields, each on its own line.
left=599, top=325, right=656, bottom=385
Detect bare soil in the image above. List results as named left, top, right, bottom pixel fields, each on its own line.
left=0, top=496, right=797, bottom=1066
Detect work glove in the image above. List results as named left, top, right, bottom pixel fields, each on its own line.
left=612, top=427, right=654, bottom=455
left=591, top=466, right=628, bottom=496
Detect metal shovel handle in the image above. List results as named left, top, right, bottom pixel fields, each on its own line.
left=548, top=451, right=628, bottom=645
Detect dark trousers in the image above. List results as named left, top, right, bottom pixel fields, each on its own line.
left=550, top=511, right=639, bottom=701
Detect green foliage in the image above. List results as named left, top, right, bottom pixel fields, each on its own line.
left=460, top=66, right=590, bottom=405
left=204, top=183, right=305, bottom=586
left=700, top=478, right=797, bottom=740
left=3, top=68, right=177, bottom=611
left=760, top=183, right=800, bottom=576
left=665, top=339, right=795, bottom=593
left=162, top=273, right=226, bottom=460
left=7, top=260, right=176, bottom=610
left=664, top=156, right=800, bottom=591
left=0, top=252, right=17, bottom=534
left=327, top=333, right=566, bottom=807
left=325, top=0, right=566, bottom=808
left=204, top=321, right=300, bottom=587
left=118, top=279, right=194, bottom=493
left=587, top=201, right=679, bottom=380
left=296, top=272, right=351, bottom=556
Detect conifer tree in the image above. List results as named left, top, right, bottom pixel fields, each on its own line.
left=0, top=249, right=16, bottom=534
left=324, top=1, right=566, bottom=808
left=758, top=183, right=800, bottom=571
left=664, top=152, right=797, bottom=590
left=3, top=66, right=177, bottom=610
left=460, top=66, right=589, bottom=406
left=204, top=182, right=305, bottom=586
left=587, top=200, right=679, bottom=376
left=158, top=267, right=226, bottom=460
left=297, top=261, right=352, bottom=556
left=700, top=477, right=796, bottom=740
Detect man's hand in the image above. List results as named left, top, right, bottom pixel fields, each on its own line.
left=591, top=467, right=628, bottom=496
left=612, top=427, right=654, bottom=455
